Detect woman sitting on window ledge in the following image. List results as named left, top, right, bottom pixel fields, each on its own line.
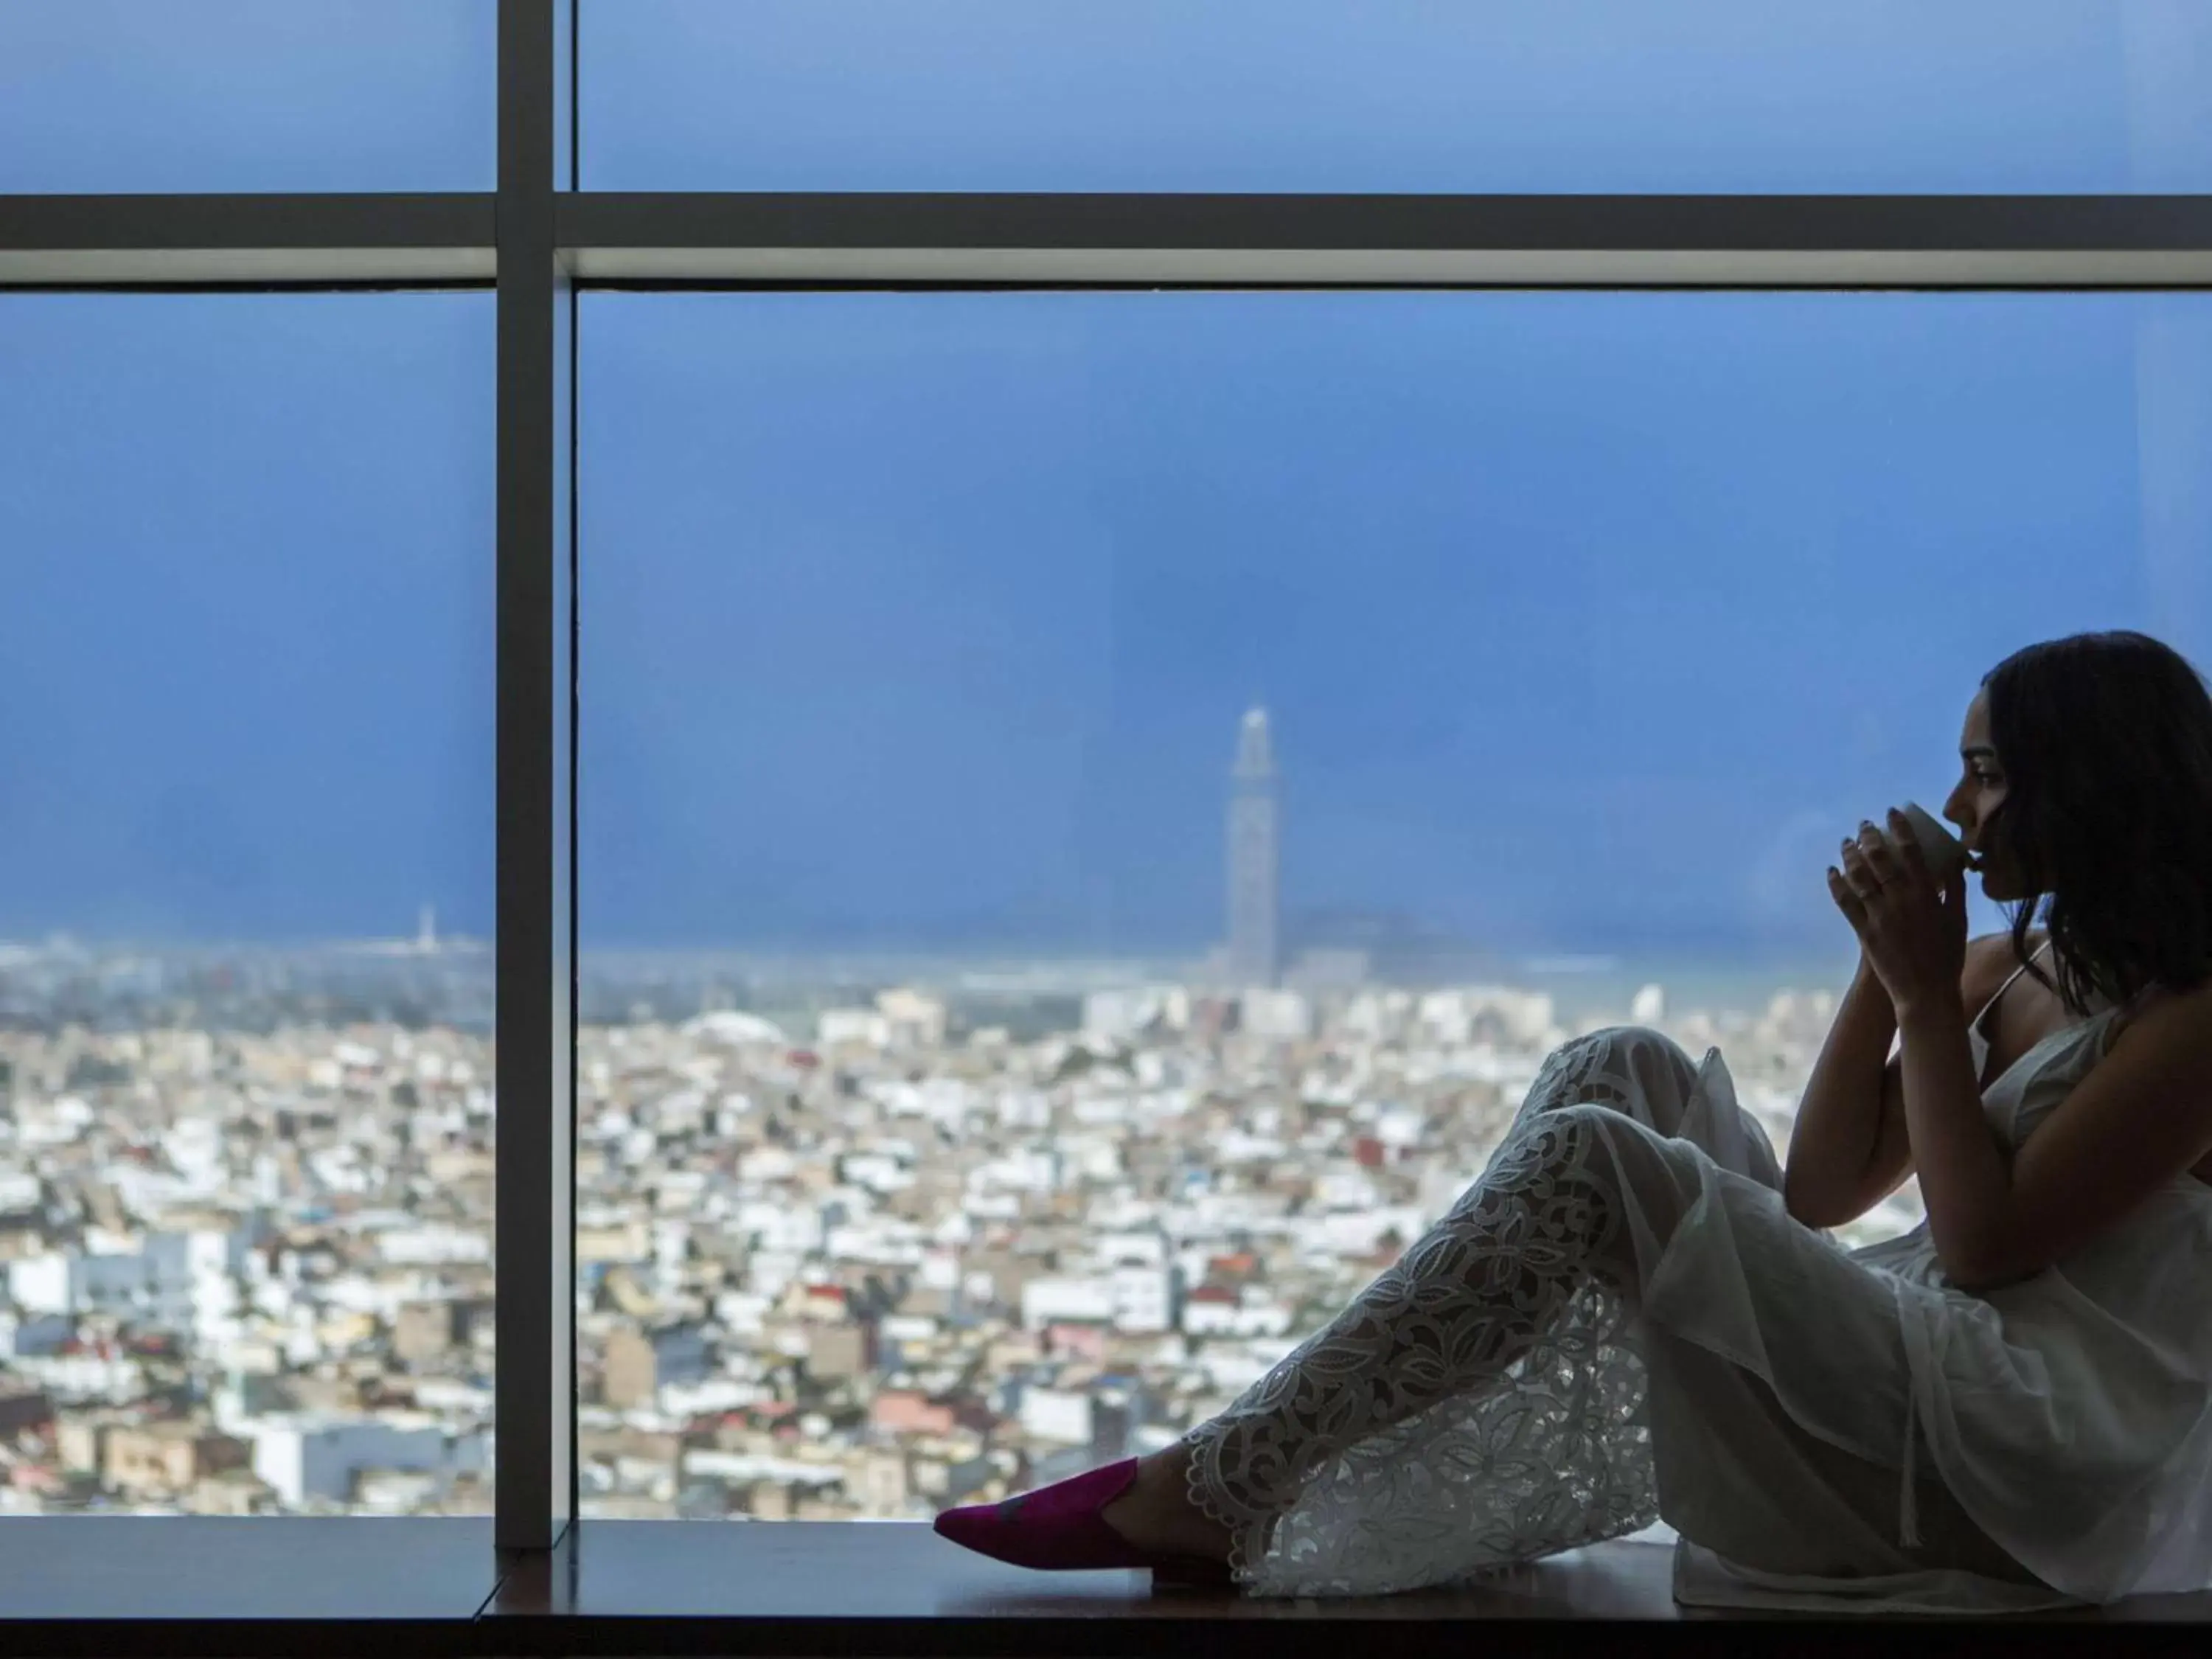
left=933, top=629, right=2212, bottom=1614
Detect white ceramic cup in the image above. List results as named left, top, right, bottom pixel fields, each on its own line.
left=1893, top=800, right=1968, bottom=884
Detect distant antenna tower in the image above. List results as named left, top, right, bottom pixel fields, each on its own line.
left=1226, top=706, right=1280, bottom=988
left=417, top=904, right=438, bottom=954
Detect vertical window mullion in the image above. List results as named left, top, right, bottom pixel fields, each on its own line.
left=495, top=0, right=577, bottom=1554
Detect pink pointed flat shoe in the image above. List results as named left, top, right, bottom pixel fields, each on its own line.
left=932, top=1457, right=1232, bottom=1587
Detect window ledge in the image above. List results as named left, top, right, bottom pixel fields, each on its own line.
left=0, top=1515, right=492, bottom=1653
left=2, top=1517, right=2207, bottom=1656
left=483, top=1520, right=2212, bottom=1652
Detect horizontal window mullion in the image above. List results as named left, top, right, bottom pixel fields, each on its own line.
left=15, top=192, right=2211, bottom=288
left=562, top=246, right=2212, bottom=289
left=0, top=193, right=496, bottom=287
left=557, top=189, right=2212, bottom=251
left=554, top=192, right=2212, bottom=289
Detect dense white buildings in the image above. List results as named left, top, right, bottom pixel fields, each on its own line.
left=0, top=945, right=1893, bottom=1520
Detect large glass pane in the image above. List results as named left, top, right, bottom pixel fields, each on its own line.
left=577, top=289, right=2209, bottom=1520
left=0, top=293, right=495, bottom=1514
left=584, top=0, right=2212, bottom=192
left=0, top=1, right=494, bottom=192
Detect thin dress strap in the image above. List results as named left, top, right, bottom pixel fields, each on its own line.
left=1971, top=937, right=2051, bottom=1037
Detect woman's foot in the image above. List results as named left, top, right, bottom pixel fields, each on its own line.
left=1098, top=1442, right=1235, bottom=1563
left=931, top=1443, right=1236, bottom=1580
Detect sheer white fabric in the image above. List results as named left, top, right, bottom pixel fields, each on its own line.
left=1178, top=1019, right=2212, bottom=1610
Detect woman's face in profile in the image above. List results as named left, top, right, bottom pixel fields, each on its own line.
left=1944, top=689, right=2023, bottom=902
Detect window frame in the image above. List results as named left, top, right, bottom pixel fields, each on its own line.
left=2, top=0, right=2210, bottom=1561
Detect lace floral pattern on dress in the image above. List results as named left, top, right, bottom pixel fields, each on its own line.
left=1180, top=1031, right=1668, bottom=1597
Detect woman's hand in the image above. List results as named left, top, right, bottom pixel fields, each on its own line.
left=1827, top=807, right=1969, bottom=1022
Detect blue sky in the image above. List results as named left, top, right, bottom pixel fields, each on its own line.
left=580, top=291, right=2210, bottom=960
left=3, top=7, right=2210, bottom=966
left=5, top=2, right=2210, bottom=192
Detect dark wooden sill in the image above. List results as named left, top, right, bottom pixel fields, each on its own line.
left=478, top=1520, right=2212, bottom=1655
left=0, top=1515, right=494, bottom=1655
left=4, top=1517, right=2211, bottom=1658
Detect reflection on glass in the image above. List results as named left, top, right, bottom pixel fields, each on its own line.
left=0, top=0, right=493, bottom=192
left=585, top=0, right=2212, bottom=192
left=576, top=291, right=2208, bottom=1518
left=0, top=294, right=495, bottom=1514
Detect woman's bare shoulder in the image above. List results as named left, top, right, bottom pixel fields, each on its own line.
left=1961, top=931, right=2045, bottom=1003
left=2109, top=972, right=2212, bottom=1048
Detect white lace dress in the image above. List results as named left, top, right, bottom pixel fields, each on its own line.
left=1178, top=1016, right=2212, bottom=1612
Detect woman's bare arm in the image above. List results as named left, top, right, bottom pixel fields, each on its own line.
left=1784, top=937, right=2010, bottom=1229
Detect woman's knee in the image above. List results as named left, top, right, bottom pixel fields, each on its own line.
left=1535, top=1026, right=1697, bottom=1107
left=1581, top=1023, right=1693, bottom=1065
left=1585, top=1025, right=1701, bottom=1098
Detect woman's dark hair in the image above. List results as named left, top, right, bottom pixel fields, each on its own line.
left=1983, top=630, right=2212, bottom=1013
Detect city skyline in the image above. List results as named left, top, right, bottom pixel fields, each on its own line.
left=0, top=863, right=1897, bottom=1521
